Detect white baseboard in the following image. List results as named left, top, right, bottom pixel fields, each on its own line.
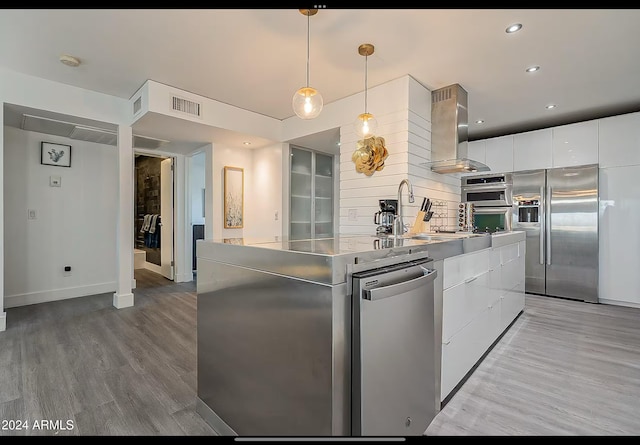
left=599, top=298, right=640, bottom=309
left=175, top=272, right=193, bottom=283
left=113, top=292, right=134, bottom=309
left=4, top=282, right=117, bottom=308
left=0, top=312, right=6, bottom=332
left=143, top=261, right=162, bottom=275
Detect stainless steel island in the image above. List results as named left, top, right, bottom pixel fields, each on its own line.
left=195, top=232, right=524, bottom=436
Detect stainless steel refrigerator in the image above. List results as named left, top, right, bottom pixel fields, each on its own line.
left=512, top=164, right=598, bottom=303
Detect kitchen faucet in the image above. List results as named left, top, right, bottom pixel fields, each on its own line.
left=393, top=179, right=415, bottom=237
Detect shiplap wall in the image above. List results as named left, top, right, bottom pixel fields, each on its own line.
left=339, top=77, right=461, bottom=235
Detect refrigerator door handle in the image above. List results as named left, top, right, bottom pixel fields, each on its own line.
left=539, top=186, right=545, bottom=265
left=546, top=185, right=552, bottom=265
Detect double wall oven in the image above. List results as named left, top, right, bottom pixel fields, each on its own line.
left=461, top=173, right=513, bottom=232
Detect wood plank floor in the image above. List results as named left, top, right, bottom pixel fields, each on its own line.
left=426, top=294, right=640, bottom=436
left=0, top=269, right=214, bottom=436
left=3, top=275, right=640, bottom=436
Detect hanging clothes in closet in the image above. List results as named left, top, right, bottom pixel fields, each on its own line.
left=140, top=214, right=161, bottom=248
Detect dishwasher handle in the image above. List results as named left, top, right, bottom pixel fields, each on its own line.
left=363, top=268, right=436, bottom=301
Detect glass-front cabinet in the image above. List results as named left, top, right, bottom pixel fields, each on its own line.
left=290, top=146, right=334, bottom=240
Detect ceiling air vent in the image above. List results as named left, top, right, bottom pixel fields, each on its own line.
left=69, top=126, right=118, bottom=146
left=21, top=114, right=75, bottom=137
left=133, top=96, right=142, bottom=115
left=171, top=95, right=201, bottom=117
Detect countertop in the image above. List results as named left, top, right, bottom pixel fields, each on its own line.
left=196, top=231, right=525, bottom=285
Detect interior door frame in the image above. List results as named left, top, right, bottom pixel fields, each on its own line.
left=134, top=150, right=176, bottom=281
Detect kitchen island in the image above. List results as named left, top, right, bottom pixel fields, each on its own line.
left=195, top=231, right=525, bottom=436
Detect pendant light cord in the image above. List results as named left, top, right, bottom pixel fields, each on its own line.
left=306, top=12, right=310, bottom=87
left=364, top=54, right=368, bottom=113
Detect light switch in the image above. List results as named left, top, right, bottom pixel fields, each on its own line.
left=348, top=209, right=358, bottom=222
left=50, top=176, right=61, bottom=187
left=28, top=209, right=37, bottom=220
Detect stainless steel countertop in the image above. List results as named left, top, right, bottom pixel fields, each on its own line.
left=197, top=231, right=525, bottom=285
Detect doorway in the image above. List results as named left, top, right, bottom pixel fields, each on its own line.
left=134, top=153, right=175, bottom=283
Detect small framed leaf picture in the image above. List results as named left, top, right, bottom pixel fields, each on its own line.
left=41, top=142, right=71, bottom=167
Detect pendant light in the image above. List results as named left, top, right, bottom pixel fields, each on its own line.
left=354, top=43, right=378, bottom=138
left=292, top=9, right=323, bottom=119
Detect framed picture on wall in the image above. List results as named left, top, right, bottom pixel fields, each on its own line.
left=223, top=166, right=244, bottom=228
left=41, top=142, right=72, bottom=167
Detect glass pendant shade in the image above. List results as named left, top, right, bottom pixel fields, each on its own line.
left=292, top=9, right=322, bottom=120
left=292, top=86, right=323, bottom=119
left=354, top=112, right=378, bottom=138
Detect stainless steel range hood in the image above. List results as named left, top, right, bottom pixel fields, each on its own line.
left=422, top=83, right=490, bottom=174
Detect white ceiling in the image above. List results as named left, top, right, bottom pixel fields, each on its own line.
left=1, top=8, right=640, bottom=147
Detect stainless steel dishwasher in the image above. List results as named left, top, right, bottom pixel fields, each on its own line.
left=351, top=258, right=437, bottom=436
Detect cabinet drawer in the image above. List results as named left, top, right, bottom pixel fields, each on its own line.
left=500, top=243, right=520, bottom=265
left=501, top=256, right=523, bottom=291
left=441, top=304, right=498, bottom=400
left=500, top=289, right=525, bottom=332
left=490, top=248, right=501, bottom=270
left=443, top=249, right=490, bottom=290
left=442, top=270, right=491, bottom=342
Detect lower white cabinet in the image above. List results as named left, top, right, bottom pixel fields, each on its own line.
left=441, top=240, right=525, bottom=401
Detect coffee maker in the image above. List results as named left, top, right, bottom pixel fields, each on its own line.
left=374, top=199, right=398, bottom=234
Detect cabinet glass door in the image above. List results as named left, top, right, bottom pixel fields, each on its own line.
left=290, top=148, right=312, bottom=240
left=314, top=153, right=333, bottom=238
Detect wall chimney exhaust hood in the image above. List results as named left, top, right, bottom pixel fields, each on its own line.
left=421, top=83, right=490, bottom=174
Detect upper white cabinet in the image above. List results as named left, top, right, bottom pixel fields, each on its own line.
left=467, top=140, right=486, bottom=164
left=552, top=120, right=598, bottom=168
left=513, top=128, right=553, bottom=171
left=485, top=135, right=514, bottom=173
left=599, top=111, right=640, bottom=168
left=464, top=140, right=487, bottom=176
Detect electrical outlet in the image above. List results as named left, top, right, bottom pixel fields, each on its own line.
left=348, top=209, right=358, bottom=222
left=28, top=209, right=37, bottom=220
left=50, top=176, right=61, bottom=187
left=275, top=211, right=279, bottom=221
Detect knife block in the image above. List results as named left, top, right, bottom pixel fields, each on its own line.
left=408, top=211, right=429, bottom=234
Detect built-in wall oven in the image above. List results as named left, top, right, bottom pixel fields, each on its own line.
left=461, top=173, right=514, bottom=233
left=461, top=173, right=513, bottom=207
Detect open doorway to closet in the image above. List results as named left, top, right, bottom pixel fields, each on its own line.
left=134, top=153, right=174, bottom=284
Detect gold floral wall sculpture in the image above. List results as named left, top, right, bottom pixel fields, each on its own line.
left=351, top=136, right=389, bottom=176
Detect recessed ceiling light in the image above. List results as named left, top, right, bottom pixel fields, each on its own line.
left=475, top=120, right=485, bottom=124
left=243, top=141, right=251, bottom=146
left=545, top=104, right=557, bottom=110
left=526, top=65, right=540, bottom=73
left=59, top=54, right=81, bottom=67
left=506, top=23, right=522, bottom=33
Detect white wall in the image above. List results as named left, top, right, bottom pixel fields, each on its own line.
left=245, top=144, right=283, bottom=239
left=190, top=151, right=206, bottom=225
left=3, top=126, right=118, bottom=307
left=0, top=67, right=129, bottom=323
left=211, top=145, right=253, bottom=240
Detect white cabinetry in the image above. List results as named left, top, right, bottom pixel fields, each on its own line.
left=598, top=111, right=640, bottom=168
left=599, top=165, right=640, bottom=306
left=440, top=239, right=525, bottom=401
left=513, top=128, right=553, bottom=171
left=552, top=120, right=599, bottom=168
left=485, top=135, right=514, bottom=173
left=463, top=140, right=487, bottom=177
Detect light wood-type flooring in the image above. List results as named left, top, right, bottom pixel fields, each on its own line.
left=2, top=272, right=640, bottom=436
left=427, top=294, right=640, bottom=436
